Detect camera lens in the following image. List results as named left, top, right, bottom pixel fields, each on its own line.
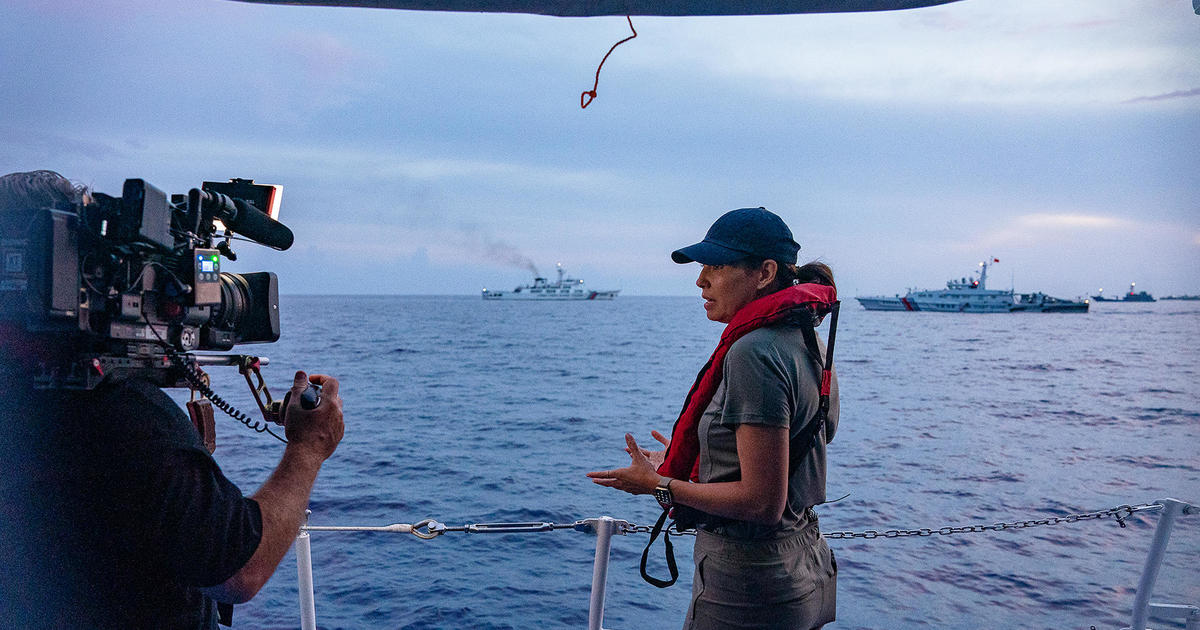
left=205, top=271, right=278, bottom=348
left=212, top=272, right=253, bottom=337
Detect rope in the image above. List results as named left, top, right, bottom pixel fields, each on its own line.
left=581, top=16, right=637, bottom=109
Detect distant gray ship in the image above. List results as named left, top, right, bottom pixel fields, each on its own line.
left=1092, top=282, right=1156, bottom=302
left=856, top=259, right=1088, bottom=313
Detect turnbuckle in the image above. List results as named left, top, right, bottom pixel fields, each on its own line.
left=461, top=521, right=557, bottom=534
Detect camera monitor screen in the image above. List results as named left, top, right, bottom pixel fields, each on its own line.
left=202, top=179, right=283, bottom=234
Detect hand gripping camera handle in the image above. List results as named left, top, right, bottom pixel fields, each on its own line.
left=298, top=383, right=322, bottom=410
left=277, top=383, right=322, bottom=425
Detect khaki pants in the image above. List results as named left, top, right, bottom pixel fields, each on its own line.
left=683, top=523, right=837, bottom=630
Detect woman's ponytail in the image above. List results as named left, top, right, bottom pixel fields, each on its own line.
left=779, top=261, right=835, bottom=291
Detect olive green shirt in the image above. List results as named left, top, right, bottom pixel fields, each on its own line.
left=697, top=324, right=839, bottom=539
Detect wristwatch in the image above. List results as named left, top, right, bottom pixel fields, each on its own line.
left=653, top=477, right=674, bottom=509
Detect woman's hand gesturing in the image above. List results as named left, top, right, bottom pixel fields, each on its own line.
left=630, top=430, right=670, bottom=469
left=586, top=433, right=665, bottom=496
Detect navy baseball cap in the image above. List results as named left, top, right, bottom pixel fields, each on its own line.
left=671, top=207, right=800, bottom=266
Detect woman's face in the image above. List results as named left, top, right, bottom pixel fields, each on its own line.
left=696, top=263, right=762, bottom=323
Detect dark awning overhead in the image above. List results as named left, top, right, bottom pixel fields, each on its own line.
left=229, top=0, right=965, bottom=18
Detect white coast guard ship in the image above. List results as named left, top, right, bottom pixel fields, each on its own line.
left=482, top=264, right=619, bottom=301
left=856, top=259, right=1011, bottom=312
left=856, top=259, right=1088, bottom=313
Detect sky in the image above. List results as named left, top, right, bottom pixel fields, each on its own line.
left=1, top=0, right=1197, bottom=297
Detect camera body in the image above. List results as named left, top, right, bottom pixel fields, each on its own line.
left=0, top=177, right=291, bottom=389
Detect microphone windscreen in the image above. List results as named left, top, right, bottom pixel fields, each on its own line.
left=228, top=199, right=294, bottom=251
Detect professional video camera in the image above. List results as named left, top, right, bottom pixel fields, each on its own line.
left=0, top=177, right=292, bottom=393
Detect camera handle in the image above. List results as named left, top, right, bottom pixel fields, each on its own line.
left=237, top=356, right=321, bottom=427
left=238, top=356, right=286, bottom=425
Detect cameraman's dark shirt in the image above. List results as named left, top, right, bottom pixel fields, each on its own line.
left=0, top=376, right=263, bottom=629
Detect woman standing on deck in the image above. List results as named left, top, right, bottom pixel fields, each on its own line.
left=588, top=207, right=839, bottom=630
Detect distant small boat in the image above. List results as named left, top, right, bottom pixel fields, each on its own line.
left=1160, top=294, right=1200, bottom=301
left=482, top=264, right=619, bottom=300
left=1091, top=283, right=1156, bottom=302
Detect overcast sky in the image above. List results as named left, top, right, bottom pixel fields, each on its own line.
left=2, top=0, right=1197, bottom=296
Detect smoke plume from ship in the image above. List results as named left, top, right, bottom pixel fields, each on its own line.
left=482, top=236, right=538, bottom=277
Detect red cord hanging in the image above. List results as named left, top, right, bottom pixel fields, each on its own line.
left=581, top=16, right=637, bottom=109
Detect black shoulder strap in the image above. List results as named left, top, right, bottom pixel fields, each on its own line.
left=792, top=301, right=838, bottom=473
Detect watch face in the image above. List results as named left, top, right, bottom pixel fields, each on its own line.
left=654, top=487, right=672, bottom=508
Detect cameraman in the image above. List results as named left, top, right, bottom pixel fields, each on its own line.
left=0, top=170, right=345, bottom=628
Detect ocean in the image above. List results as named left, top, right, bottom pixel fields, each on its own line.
left=173, top=296, right=1200, bottom=629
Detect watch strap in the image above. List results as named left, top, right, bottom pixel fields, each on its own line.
left=653, top=477, right=674, bottom=508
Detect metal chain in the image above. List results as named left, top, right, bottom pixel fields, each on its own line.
left=820, top=503, right=1159, bottom=540
left=303, top=502, right=1164, bottom=542
left=615, top=504, right=1161, bottom=539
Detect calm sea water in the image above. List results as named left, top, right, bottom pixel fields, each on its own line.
left=174, top=296, right=1199, bottom=629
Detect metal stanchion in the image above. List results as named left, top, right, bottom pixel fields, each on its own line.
left=588, top=517, right=618, bottom=630
left=1128, top=498, right=1194, bottom=630
left=297, top=517, right=317, bottom=630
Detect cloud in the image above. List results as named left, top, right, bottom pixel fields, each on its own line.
left=1123, top=87, right=1200, bottom=104
left=912, top=10, right=971, bottom=32
left=276, top=31, right=365, bottom=82
left=248, top=31, right=385, bottom=123
left=967, top=212, right=1133, bottom=250
left=0, top=127, right=122, bottom=164
left=966, top=212, right=1200, bottom=258
left=369, top=156, right=623, bottom=192
left=5, top=0, right=139, bottom=22
left=294, top=222, right=417, bottom=259
left=1011, top=213, right=1128, bottom=230
left=132, top=135, right=632, bottom=202
left=641, top=3, right=1200, bottom=106
left=292, top=220, right=540, bottom=276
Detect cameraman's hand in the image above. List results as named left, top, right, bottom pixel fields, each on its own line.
left=283, top=370, right=344, bottom=463
left=204, top=370, right=345, bottom=605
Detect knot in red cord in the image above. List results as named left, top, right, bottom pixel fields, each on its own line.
left=580, top=16, right=636, bottom=109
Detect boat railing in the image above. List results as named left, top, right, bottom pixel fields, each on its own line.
left=293, top=498, right=1196, bottom=630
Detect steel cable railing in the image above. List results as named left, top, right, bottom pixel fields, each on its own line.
left=294, top=498, right=1196, bottom=630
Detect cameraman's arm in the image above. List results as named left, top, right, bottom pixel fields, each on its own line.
left=201, top=372, right=344, bottom=604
